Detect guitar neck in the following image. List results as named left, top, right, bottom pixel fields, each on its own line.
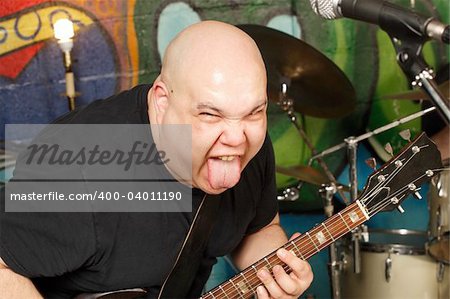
left=201, top=200, right=369, bottom=299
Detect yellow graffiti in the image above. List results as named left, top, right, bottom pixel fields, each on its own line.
left=127, top=0, right=139, bottom=86
left=0, top=6, right=94, bottom=56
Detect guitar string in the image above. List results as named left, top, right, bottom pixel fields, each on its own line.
left=365, top=171, right=434, bottom=216
left=206, top=162, right=444, bottom=299
left=363, top=145, right=430, bottom=208
left=206, top=144, right=439, bottom=298
left=202, top=205, right=364, bottom=298
left=206, top=183, right=425, bottom=299
left=213, top=157, right=444, bottom=297
left=204, top=204, right=365, bottom=298
left=203, top=218, right=356, bottom=299
left=207, top=167, right=439, bottom=299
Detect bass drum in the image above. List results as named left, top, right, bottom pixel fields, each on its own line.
left=341, top=230, right=448, bottom=299
left=268, top=105, right=354, bottom=212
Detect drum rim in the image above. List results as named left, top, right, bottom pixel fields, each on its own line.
left=361, top=229, right=427, bottom=255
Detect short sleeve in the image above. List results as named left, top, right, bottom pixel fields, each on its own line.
left=245, top=134, right=278, bottom=234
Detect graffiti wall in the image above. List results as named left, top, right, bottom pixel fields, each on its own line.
left=0, top=0, right=448, bottom=297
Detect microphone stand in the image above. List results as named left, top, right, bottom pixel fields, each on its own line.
left=387, top=32, right=450, bottom=124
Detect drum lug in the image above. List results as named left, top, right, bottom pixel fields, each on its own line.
left=385, top=253, right=392, bottom=283
left=277, top=187, right=299, bottom=201
left=437, top=262, right=445, bottom=282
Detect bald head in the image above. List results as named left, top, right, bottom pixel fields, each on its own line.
left=148, top=21, right=269, bottom=194
left=160, top=21, right=266, bottom=96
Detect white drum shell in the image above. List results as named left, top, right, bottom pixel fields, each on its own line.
left=341, top=230, right=449, bottom=299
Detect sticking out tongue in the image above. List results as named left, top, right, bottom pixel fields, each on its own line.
left=207, top=157, right=241, bottom=189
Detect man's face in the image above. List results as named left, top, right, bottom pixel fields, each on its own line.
left=161, top=68, right=267, bottom=194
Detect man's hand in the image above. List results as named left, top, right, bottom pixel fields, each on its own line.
left=256, top=233, right=313, bottom=299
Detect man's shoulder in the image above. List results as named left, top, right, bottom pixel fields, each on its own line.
left=53, top=84, right=152, bottom=125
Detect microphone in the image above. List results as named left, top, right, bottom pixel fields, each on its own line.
left=310, top=0, right=449, bottom=44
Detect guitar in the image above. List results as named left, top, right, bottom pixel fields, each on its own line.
left=77, top=132, right=443, bottom=299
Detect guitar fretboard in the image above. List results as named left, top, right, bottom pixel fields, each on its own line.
left=201, top=201, right=368, bottom=299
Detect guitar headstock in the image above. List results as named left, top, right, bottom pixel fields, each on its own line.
left=359, top=132, right=443, bottom=216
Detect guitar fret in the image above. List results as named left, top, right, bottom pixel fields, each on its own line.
left=209, top=291, right=216, bottom=299
left=229, top=279, right=244, bottom=299
left=290, top=241, right=303, bottom=259
left=219, top=286, right=229, bottom=299
left=252, top=265, right=258, bottom=274
left=290, top=240, right=305, bottom=259
left=356, top=200, right=370, bottom=219
left=306, top=232, right=320, bottom=252
left=338, top=212, right=351, bottom=231
left=264, top=257, right=272, bottom=268
left=322, top=223, right=334, bottom=241
left=239, top=273, right=251, bottom=295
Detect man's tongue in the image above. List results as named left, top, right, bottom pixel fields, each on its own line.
left=207, top=157, right=241, bottom=189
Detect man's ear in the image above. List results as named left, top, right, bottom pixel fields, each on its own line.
left=152, top=80, right=170, bottom=124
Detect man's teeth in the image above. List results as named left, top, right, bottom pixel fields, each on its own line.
left=218, top=156, right=235, bottom=161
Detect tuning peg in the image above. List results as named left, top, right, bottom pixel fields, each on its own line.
left=365, top=158, right=377, bottom=170
left=414, top=192, right=422, bottom=200
left=397, top=205, right=405, bottom=213
left=385, top=143, right=394, bottom=157
left=399, top=129, right=411, bottom=142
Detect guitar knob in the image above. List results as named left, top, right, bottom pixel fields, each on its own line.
left=397, top=205, right=405, bottom=213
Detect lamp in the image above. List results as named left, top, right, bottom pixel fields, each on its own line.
left=53, top=19, right=77, bottom=111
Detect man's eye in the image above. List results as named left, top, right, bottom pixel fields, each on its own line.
left=200, top=112, right=217, bottom=117
left=249, top=110, right=264, bottom=117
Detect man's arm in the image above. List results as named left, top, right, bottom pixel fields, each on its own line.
left=231, top=213, right=313, bottom=298
left=0, top=257, right=43, bottom=298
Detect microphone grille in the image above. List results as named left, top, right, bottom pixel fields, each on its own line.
left=309, top=0, right=341, bottom=20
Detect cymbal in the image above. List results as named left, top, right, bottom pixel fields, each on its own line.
left=237, top=24, right=356, bottom=118
left=381, top=80, right=449, bottom=101
left=276, top=165, right=330, bottom=186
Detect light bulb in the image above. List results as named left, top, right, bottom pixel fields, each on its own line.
left=53, top=19, right=74, bottom=41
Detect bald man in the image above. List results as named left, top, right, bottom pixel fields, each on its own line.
left=0, top=21, right=313, bottom=298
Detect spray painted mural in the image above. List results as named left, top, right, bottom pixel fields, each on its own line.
left=2, top=0, right=447, bottom=204
left=0, top=1, right=448, bottom=296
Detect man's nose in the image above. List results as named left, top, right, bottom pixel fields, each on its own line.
left=219, top=121, right=246, bottom=147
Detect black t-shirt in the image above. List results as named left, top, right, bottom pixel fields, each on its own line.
left=0, top=85, right=278, bottom=298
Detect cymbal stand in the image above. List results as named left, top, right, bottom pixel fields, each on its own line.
left=278, top=84, right=350, bottom=204
left=346, top=136, right=362, bottom=274
left=320, top=183, right=342, bottom=299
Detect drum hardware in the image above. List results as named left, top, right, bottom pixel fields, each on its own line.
left=276, top=186, right=300, bottom=201
left=309, top=106, right=437, bottom=162
left=385, top=252, right=392, bottom=282
left=309, top=109, right=436, bottom=275
left=381, top=80, right=449, bottom=101
left=428, top=169, right=450, bottom=263
left=275, top=83, right=350, bottom=204
left=319, top=182, right=349, bottom=299
left=437, top=261, right=446, bottom=282
left=387, top=27, right=450, bottom=124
